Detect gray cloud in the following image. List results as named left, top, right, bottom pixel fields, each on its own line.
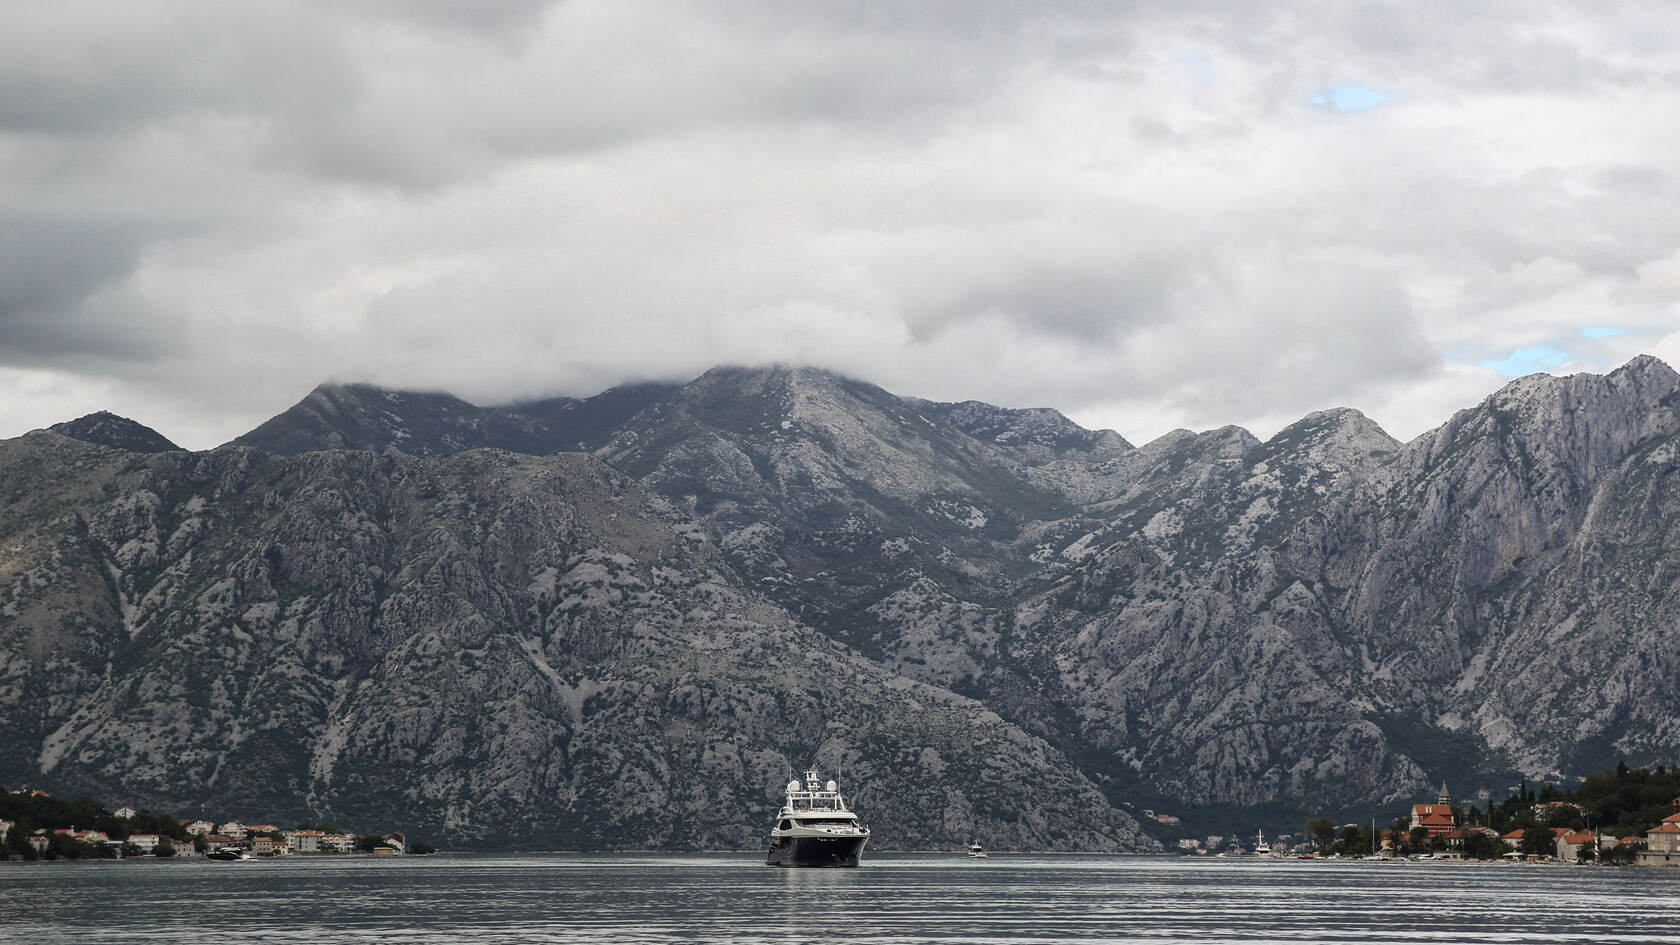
left=0, top=211, right=142, bottom=320
left=3, top=1, right=1680, bottom=449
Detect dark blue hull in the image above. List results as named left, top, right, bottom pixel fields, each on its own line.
left=765, top=835, right=867, bottom=867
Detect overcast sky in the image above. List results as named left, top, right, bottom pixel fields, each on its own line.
left=5, top=1, right=1680, bottom=449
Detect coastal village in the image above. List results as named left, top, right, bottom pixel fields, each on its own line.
left=0, top=787, right=418, bottom=860
left=1170, top=781, right=1680, bottom=866
left=8, top=768, right=1680, bottom=866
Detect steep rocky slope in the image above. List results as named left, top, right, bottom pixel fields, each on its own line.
left=1324, top=356, right=1680, bottom=772
left=596, top=367, right=1098, bottom=652
left=9, top=355, right=1680, bottom=840
left=1002, top=358, right=1680, bottom=809
left=0, top=432, right=1150, bottom=850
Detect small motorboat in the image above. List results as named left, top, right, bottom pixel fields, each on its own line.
left=206, top=846, right=247, bottom=861
left=967, top=842, right=987, bottom=858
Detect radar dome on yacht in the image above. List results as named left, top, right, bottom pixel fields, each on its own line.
left=826, top=780, right=837, bottom=792
left=787, top=780, right=801, bottom=794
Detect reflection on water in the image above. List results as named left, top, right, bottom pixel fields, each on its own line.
left=4, top=853, right=1679, bottom=944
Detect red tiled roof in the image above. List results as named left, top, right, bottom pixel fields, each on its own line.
left=1650, top=823, right=1680, bottom=835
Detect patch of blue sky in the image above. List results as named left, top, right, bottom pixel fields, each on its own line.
left=1579, top=327, right=1626, bottom=340
left=1479, top=345, right=1572, bottom=377
left=1309, top=84, right=1394, bottom=112
left=1176, top=51, right=1214, bottom=85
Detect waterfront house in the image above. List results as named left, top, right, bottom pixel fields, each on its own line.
left=321, top=833, right=354, bottom=853
left=250, top=835, right=279, bottom=856
left=1555, top=829, right=1596, bottom=861
left=27, top=832, right=49, bottom=854
left=218, top=821, right=247, bottom=838
left=186, top=820, right=214, bottom=836
left=286, top=829, right=324, bottom=853
left=1638, top=823, right=1680, bottom=867
left=127, top=834, right=160, bottom=853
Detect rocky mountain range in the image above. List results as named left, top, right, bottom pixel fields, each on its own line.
left=6, top=355, right=1680, bottom=849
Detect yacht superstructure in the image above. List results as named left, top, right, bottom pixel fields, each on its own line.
left=765, top=768, right=870, bottom=867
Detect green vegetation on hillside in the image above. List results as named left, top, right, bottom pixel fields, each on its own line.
left=0, top=788, right=192, bottom=860
left=1489, top=763, right=1680, bottom=837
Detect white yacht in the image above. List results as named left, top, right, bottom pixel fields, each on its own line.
left=1254, top=829, right=1271, bottom=856
left=967, top=842, right=987, bottom=858
left=765, top=768, right=870, bottom=867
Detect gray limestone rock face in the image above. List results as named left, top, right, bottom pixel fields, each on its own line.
left=9, top=355, right=1680, bottom=840
left=0, top=433, right=1152, bottom=851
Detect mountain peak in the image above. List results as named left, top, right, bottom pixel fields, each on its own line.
left=1402, top=353, right=1680, bottom=489
left=917, top=399, right=1133, bottom=458
left=1250, top=407, right=1398, bottom=485
left=48, top=411, right=179, bottom=453
left=234, top=383, right=481, bottom=455
left=232, top=379, right=676, bottom=456
left=1610, top=352, right=1680, bottom=384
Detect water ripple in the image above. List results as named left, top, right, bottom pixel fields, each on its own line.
left=3, top=854, right=1678, bottom=944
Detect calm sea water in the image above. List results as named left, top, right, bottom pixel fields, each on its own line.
left=3, top=853, right=1678, bottom=944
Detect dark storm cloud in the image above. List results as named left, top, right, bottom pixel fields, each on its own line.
left=0, top=210, right=143, bottom=321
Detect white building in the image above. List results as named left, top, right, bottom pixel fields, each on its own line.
left=286, top=829, right=324, bottom=853
left=186, top=820, right=215, bottom=836
left=1639, top=822, right=1680, bottom=866
left=113, top=807, right=137, bottom=820
left=218, top=822, right=247, bottom=839
left=126, top=834, right=160, bottom=853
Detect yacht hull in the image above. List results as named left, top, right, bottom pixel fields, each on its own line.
left=765, top=835, right=868, bottom=867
